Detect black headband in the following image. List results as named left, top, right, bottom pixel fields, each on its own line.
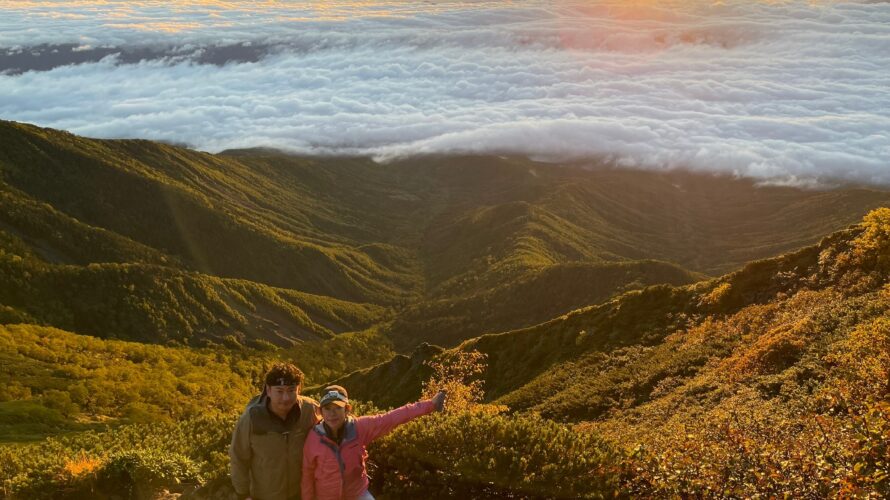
left=270, top=376, right=298, bottom=387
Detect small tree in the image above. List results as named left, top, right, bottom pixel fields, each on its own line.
left=838, top=208, right=890, bottom=275
left=421, top=350, right=504, bottom=414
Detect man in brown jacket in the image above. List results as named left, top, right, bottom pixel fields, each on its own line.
left=230, top=362, right=320, bottom=500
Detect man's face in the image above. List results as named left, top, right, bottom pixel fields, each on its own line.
left=266, top=384, right=298, bottom=415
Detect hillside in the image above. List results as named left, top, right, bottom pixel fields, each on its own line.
left=0, top=119, right=886, bottom=497
left=317, top=210, right=889, bottom=497
left=415, top=163, right=890, bottom=296
left=0, top=122, right=422, bottom=304
left=0, top=324, right=393, bottom=441
left=2, top=120, right=890, bottom=351
left=387, top=259, right=703, bottom=349
left=3, top=210, right=886, bottom=498
left=331, top=209, right=890, bottom=421
left=473, top=215, right=888, bottom=423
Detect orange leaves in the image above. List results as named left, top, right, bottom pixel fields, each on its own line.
left=829, top=208, right=890, bottom=281
left=421, top=349, right=496, bottom=414
left=699, top=281, right=732, bottom=308
left=853, top=208, right=890, bottom=265
left=822, top=315, right=890, bottom=405
left=722, top=320, right=813, bottom=384
left=622, top=400, right=888, bottom=498
left=59, top=451, right=102, bottom=480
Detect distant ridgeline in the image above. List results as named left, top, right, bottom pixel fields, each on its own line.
left=0, top=120, right=888, bottom=497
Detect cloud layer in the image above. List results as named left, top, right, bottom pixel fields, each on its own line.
left=1, top=1, right=889, bottom=185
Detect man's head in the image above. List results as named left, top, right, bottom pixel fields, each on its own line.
left=319, top=385, right=350, bottom=431
left=263, top=363, right=304, bottom=417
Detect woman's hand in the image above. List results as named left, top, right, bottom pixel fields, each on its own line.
left=432, top=390, right=447, bottom=412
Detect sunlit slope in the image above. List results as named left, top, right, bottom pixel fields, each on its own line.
left=337, top=210, right=890, bottom=424
left=0, top=224, right=385, bottom=346
left=473, top=216, right=889, bottom=418
left=0, top=324, right=393, bottom=440
left=500, top=221, right=888, bottom=424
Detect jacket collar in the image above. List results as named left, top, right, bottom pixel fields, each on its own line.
left=313, top=416, right=357, bottom=444
left=249, top=395, right=304, bottom=433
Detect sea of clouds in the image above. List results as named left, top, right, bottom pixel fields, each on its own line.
left=0, top=1, right=888, bottom=185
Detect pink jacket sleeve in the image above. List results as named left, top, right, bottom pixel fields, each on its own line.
left=357, top=400, right=437, bottom=444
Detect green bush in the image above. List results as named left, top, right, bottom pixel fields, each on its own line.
left=369, top=412, right=623, bottom=498
left=97, top=449, right=201, bottom=498
left=0, top=401, right=65, bottom=427
left=0, top=400, right=68, bottom=440
left=0, top=414, right=234, bottom=498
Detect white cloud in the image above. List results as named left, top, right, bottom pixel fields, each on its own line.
left=0, top=1, right=889, bottom=185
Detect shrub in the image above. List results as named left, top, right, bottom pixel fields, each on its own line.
left=421, top=350, right=488, bottom=413
left=421, top=349, right=505, bottom=415
left=853, top=208, right=890, bottom=272
left=0, top=414, right=233, bottom=498
left=0, top=401, right=65, bottom=427
left=97, top=449, right=201, bottom=498
left=369, top=412, right=623, bottom=498
left=53, top=452, right=103, bottom=499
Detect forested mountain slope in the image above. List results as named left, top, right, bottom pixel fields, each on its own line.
left=335, top=210, right=890, bottom=426
left=2, top=120, right=889, bottom=349
left=313, top=209, right=889, bottom=497
left=1, top=119, right=887, bottom=497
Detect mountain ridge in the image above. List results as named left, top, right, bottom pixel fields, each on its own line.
left=2, top=119, right=889, bottom=350
left=327, top=215, right=886, bottom=422
left=0, top=121, right=887, bottom=498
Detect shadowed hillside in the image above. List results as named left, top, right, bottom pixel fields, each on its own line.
left=0, top=122, right=422, bottom=304
left=387, top=259, right=704, bottom=351
left=416, top=161, right=890, bottom=296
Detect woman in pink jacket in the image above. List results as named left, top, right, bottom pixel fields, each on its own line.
left=301, top=384, right=446, bottom=500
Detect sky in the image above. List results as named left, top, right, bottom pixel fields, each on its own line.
left=1, top=1, right=888, bottom=186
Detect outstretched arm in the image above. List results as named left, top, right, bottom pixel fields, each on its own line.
left=359, top=391, right=446, bottom=443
